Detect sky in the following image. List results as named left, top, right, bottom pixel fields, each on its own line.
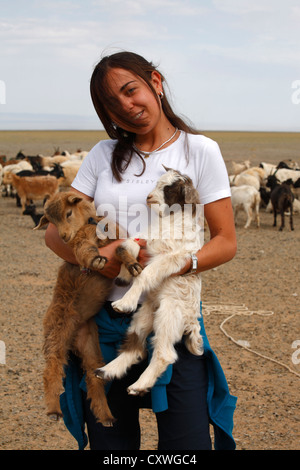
left=0, top=0, right=300, bottom=131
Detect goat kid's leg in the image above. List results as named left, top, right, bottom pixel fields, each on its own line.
left=184, top=320, right=204, bottom=356
left=95, top=300, right=154, bottom=380
left=127, top=299, right=184, bottom=396
left=74, top=320, right=116, bottom=426
left=43, top=357, right=65, bottom=420
left=290, top=205, right=294, bottom=231
left=115, top=239, right=143, bottom=286
left=112, top=254, right=188, bottom=313
left=73, top=241, right=108, bottom=271
left=43, top=304, right=79, bottom=420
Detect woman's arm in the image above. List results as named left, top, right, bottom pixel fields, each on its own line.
left=45, top=222, right=79, bottom=264
left=179, top=197, right=237, bottom=275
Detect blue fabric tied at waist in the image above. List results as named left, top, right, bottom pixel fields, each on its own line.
left=60, top=302, right=237, bottom=450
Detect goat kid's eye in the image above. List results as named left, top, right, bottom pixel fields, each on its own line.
left=66, top=210, right=72, bottom=219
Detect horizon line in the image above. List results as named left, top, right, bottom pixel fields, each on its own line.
left=0, top=128, right=299, bottom=134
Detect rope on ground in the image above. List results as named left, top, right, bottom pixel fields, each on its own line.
left=202, top=302, right=300, bottom=379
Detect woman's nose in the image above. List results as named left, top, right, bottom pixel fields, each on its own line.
left=118, top=96, right=134, bottom=114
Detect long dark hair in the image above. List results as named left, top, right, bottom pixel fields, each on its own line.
left=90, top=51, right=199, bottom=181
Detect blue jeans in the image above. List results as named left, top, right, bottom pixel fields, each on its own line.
left=83, top=342, right=212, bottom=450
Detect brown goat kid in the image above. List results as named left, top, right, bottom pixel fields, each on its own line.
left=35, top=191, right=142, bottom=425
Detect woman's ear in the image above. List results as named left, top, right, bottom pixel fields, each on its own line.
left=151, top=71, right=163, bottom=94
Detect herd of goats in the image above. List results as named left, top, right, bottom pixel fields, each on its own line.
left=0, top=149, right=299, bottom=232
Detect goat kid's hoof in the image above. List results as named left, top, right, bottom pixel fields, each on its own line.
left=128, top=262, right=143, bottom=277
left=127, top=386, right=149, bottom=396
left=101, top=418, right=117, bottom=427
left=94, top=368, right=105, bottom=378
left=111, top=299, right=137, bottom=313
left=47, top=412, right=62, bottom=421
left=91, top=256, right=108, bottom=270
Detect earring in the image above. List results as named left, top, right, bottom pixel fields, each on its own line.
left=159, top=91, right=164, bottom=99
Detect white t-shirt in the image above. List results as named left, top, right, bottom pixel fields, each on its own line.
left=71, top=131, right=231, bottom=300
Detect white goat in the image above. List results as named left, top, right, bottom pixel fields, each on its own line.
left=59, top=160, right=82, bottom=187
left=273, top=168, right=300, bottom=184
left=96, top=167, right=204, bottom=396
left=231, top=185, right=261, bottom=229
left=230, top=173, right=260, bottom=191
left=241, top=166, right=266, bottom=183
left=259, top=162, right=277, bottom=176
left=231, top=160, right=251, bottom=175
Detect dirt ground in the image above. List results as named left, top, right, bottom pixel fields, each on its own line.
left=0, top=131, right=299, bottom=451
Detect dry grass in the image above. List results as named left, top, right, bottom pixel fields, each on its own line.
left=1, top=130, right=300, bottom=168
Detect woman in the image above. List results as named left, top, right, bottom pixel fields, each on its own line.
left=45, top=51, right=237, bottom=451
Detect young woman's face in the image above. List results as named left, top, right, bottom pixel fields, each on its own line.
left=104, top=67, right=163, bottom=135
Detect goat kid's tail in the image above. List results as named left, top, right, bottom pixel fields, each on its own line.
left=184, top=323, right=204, bottom=356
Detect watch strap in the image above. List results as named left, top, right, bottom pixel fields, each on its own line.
left=183, top=253, right=198, bottom=276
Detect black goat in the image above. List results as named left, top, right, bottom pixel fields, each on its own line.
left=276, top=160, right=300, bottom=171
left=16, top=163, right=64, bottom=178
left=259, top=187, right=271, bottom=208
left=294, top=177, right=300, bottom=189
left=266, top=175, right=294, bottom=231
left=15, top=152, right=43, bottom=171
left=23, top=204, right=44, bottom=227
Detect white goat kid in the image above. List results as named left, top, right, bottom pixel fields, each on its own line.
left=95, top=167, right=204, bottom=396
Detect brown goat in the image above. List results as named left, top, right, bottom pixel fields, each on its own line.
left=11, top=173, right=60, bottom=211
left=35, top=191, right=142, bottom=425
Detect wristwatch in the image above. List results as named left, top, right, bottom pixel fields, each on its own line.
left=183, top=253, right=198, bottom=276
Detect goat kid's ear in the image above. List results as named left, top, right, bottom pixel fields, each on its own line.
left=33, top=215, right=50, bottom=230
left=162, top=164, right=173, bottom=173
left=184, top=186, right=200, bottom=206
left=67, top=194, right=83, bottom=205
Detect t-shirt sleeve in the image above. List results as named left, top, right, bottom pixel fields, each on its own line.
left=71, top=149, right=98, bottom=198
left=196, top=139, right=231, bottom=205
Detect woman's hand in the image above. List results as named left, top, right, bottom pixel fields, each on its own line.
left=135, top=238, right=150, bottom=268
left=97, top=239, right=125, bottom=279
